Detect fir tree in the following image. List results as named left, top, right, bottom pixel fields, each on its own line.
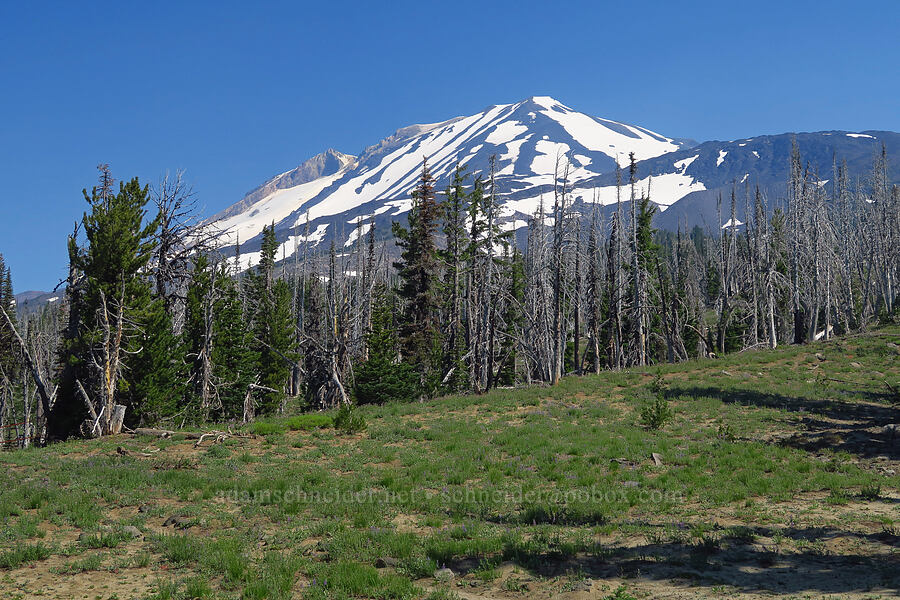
left=636, top=195, right=659, bottom=271
left=51, top=167, right=160, bottom=437
left=496, top=248, right=524, bottom=386
left=249, top=224, right=294, bottom=415
left=439, top=163, right=469, bottom=392
left=302, top=274, right=330, bottom=406
left=353, top=284, right=419, bottom=404
left=0, top=255, right=18, bottom=380
left=183, top=253, right=215, bottom=419
left=212, top=268, right=257, bottom=420
left=393, top=159, right=442, bottom=381
left=128, top=298, right=185, bottom=424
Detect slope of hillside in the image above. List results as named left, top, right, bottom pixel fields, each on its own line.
left=1, top=328, right=898, bottom=599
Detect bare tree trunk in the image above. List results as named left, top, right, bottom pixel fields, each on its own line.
left=550, top=155, right=569, bottom=385
left=0, top=307, right=53, bottom=425
left=573, top=230, right=581, bottom=375
left=629, top=155, right=645, bottom=366
left=92, top=286, right=127, bottom=436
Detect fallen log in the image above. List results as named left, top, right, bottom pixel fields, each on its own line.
left=193, top=431, right=229, bottom=447
left=131, top=428, right=176, bottom=438
left=131, top=428, right=207, bottom=440
left=131, top=428, right=241, bottom=443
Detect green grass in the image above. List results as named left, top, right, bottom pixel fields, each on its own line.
left=79, top=530, right=132, bottom=549
left=151, top=534, right=202, bottom=565
left=0, top=326, right=898, bottom=598
left=246, top=412, right=335, bottom=436
left=0, top=543, right=52, bottom=568
left=304, top=561, right=418, bottom=600
left=53, top=552, right=104, bottom=574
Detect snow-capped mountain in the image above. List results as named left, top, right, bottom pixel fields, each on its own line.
left=209, top=97, right=897, bottom=268
left=210, top=96, right=694, bottom=268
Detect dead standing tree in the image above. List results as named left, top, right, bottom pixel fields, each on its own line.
left=550, top=154, right=571, bottom=385
left=0, top=308, right=55, bottom=446
left=82, top=287, right=131, bottom=436
left=153, top=170, right=223, bottom=331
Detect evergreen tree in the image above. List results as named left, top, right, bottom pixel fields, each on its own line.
left=496, top=248, right=524, bottom=386
left=302, top=274, right=331, bottom=407
left=439, top=163, right=469, bottom=392
left=128, top=298, right=185, bottom=424
left=249, top=224, right=294, bottom=415
left=636, top=195, right=659, bottom=270
left=0, top=255, right=19, bottom=382
left=353, top=284, right=420, bottom=404
left=393, top=159, right=442, bottom=381
left=183, top=253, right=215, bottom=419
left=51, top=167, right=160, bottom=437
left=211, top=269, right=257, bottom=420
left=0, top=260, right=13, bottom=311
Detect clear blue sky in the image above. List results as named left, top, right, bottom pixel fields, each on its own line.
left=1, top=0, right=898, bottom=291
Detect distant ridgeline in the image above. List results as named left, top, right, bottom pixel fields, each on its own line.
left=12, top=290, right=64, bottom=318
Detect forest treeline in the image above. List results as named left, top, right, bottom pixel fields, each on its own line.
left=1, top=142, right=897, bottom=447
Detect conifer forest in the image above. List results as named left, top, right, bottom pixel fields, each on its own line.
left=1, top=144, right=897, bottom=447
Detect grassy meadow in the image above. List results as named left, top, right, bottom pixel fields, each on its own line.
left=1, top=327, right=898, bottom=599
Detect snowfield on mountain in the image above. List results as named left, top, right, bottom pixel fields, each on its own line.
left=208, top=96, right=898, bottom=269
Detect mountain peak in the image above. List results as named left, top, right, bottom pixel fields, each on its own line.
left=205, top=101, right=900, bottom=273
left=209, top=97, right=696, bottom=267
left=524, top=95, right=564, bottom=108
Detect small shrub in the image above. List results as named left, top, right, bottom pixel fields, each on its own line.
left=649, top=373, right=667, bottom=396
left=603, top=586, right=638, bottom=600
left=860, top=483, right=881, bottom=501
left=639, top=394, right=673, bottom=430
left=503, top=577, right=529, bottom=593
left=54, top=553, right=103, bottom=574
left=726, top=526, right=757, bottom=543
left=3, top=514, right=42, bottom=541
left=826, top=488, right=849, bottom=505
left=146, top=579, right=179, bottom=600
left=472, top=557, right=501, bottom=581
left=184, top=577, right=213, bottom=598
left=399, top=554, right=437, bottom=579
left=132, top=552, right=151, bottom=568
left=335, top=404, right=367, bottom=434
left=716, top=422, right=736, bottom=442
left=151, top=534, right=201, bottom=565
left=310, top=561, right=417, bottom=600
left=425, top=587, right=462, bottom=600
left=62, top=494, right=102, bottom=529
